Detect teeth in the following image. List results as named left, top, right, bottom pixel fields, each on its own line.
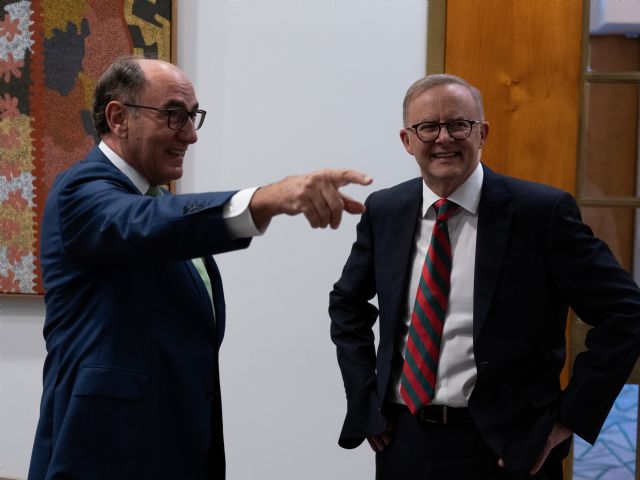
left=433, top=152, right=456, bottom=158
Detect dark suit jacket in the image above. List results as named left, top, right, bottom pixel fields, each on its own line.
left=329, top=164, right=640, bottom=474
left=29, top=147, right=251, bottom=480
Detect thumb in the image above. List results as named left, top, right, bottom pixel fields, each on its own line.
left=341, top=193, right=366, bottom=214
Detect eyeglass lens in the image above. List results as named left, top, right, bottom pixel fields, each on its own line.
left=169, top=110, right=205, bottom=130
left=416, top=120, right=473, bottom=141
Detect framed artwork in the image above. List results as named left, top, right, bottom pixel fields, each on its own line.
left=0, top=0, right=174, bottom=294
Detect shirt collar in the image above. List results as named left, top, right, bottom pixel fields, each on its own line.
left=98, top=141, right=150, bottom=195
left=421, top=162, right=484, bottom=217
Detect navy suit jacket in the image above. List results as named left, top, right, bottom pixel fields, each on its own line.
left=330, top=165, right=640, bottom=474
left=29, top=147, right=251, bottom=479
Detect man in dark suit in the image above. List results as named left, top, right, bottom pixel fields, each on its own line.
left=329, top=73, right=640, bottom=479
left=28, top=56, right=371, bottom=480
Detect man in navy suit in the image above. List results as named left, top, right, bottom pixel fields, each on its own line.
left=329, top=74, right=640, bottom=479
left=28, top=56, right=371, bottom=480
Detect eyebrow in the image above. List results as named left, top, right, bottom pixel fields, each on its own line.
left=163, top=100, right=200, bottom=111
left=416, top=116, right=467, bottom=124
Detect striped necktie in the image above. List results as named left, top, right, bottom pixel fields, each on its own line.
left=400, top=198, right=459, bottom=415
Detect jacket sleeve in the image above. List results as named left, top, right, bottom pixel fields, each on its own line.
left=329, top=197, right=387, bottom=448
left=51, top=171, right=251, bottom=265
left=549, top=192, right=640, bottom=443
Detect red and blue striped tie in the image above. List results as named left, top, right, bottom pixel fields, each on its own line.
left=400, top=198, right=459, bottom=415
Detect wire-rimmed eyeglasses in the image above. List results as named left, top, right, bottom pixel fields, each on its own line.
left=407, top=119, right=482, bottom=142
left=123, top=103, right=207, bottom=131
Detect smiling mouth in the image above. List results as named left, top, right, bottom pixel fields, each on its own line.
left=432, top=152, right=458, bottom=159
left=168, top=149, right=186, bottom=157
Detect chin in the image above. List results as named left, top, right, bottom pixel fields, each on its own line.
left=428, top=165, right=462, bottom=179
left=166, top=169, right=184, bottom=182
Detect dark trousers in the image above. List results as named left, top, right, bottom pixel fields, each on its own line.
left=376, top=404, right=564, bottom=480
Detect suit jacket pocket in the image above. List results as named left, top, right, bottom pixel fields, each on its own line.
left=50, top=366, right=153, bottom=477
left=73, top=365, right=150, bottom=400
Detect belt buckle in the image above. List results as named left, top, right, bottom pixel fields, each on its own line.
left=420, top=405, right=448, bottom=424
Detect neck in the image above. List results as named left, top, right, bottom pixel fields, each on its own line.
left=102, top=135, right=126, bottom=161
left=425, top=178, right=461, bottom=199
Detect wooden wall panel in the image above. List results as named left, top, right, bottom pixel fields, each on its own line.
left=444, top=0, right=583, bottom=194
left=584, top=83, right=638, bottom=198
left=442, top=9, right=584, bottom=471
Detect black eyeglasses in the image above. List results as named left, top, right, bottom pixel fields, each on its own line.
left=408, top=119, right=482, bottom=142
left=123, top=103, right=207, bottom=131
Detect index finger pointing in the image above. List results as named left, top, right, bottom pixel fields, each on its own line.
left=330, top=169, right=373, bottom=187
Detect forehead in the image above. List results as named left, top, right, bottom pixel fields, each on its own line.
left=407, top=84, right=477, bottom=121
left=139, top=61, right=197, bottom=107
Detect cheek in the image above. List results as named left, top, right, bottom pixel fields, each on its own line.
left=413, top=142, right=432, bottom=159
left=464, top=143, right=481, bottom=158
left=407, top=136, right=425, bottom=155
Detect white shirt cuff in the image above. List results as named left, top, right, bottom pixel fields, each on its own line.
left=223, top=187, right=263, bottom=238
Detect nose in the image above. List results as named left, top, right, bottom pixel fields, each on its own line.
left=178, top=119, right=198, bottom=144
left=435, top=124, right=453, bottom=143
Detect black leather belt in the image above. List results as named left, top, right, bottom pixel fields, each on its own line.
left=418, top=404, right=472, bottom=425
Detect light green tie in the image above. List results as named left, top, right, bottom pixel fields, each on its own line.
left=191, top=257, right=214, bottom=304
left=146, top=185, right=162, bottom=197
left=146, top=185, right=214, bottom=305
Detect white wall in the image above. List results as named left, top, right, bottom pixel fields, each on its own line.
left=0, top=297, right=46, bottom=478
left=0, top=1, right=426, bottom=478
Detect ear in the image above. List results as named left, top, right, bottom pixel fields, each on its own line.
left=105, top=101, right=128, bottom=138
left=478, top=121, right=489, bottom=148
left=399, top=128, right=415, bottom=155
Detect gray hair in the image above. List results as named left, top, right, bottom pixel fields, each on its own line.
left=92, top=56, right=148, bottom=136
left=402, top=74, right=484, bottom=124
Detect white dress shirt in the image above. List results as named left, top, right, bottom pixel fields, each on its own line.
left=391, top=163, right=483, bottom=407
left=99, top=141, right=263, bottom=239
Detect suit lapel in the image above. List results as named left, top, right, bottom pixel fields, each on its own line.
left=473, top=165, right=512, bottom=341
left=92, top=146, right=222, bottom=342
left=387, top=179, right=423, bottom=336
left=203, top=256, right=226, bottom=345
left=184, top=259, right=217, bottom=335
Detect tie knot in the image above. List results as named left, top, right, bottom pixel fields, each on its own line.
left=146, top=185, right=161, bottom=197
left=433, top=199, right=459, bottom=222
